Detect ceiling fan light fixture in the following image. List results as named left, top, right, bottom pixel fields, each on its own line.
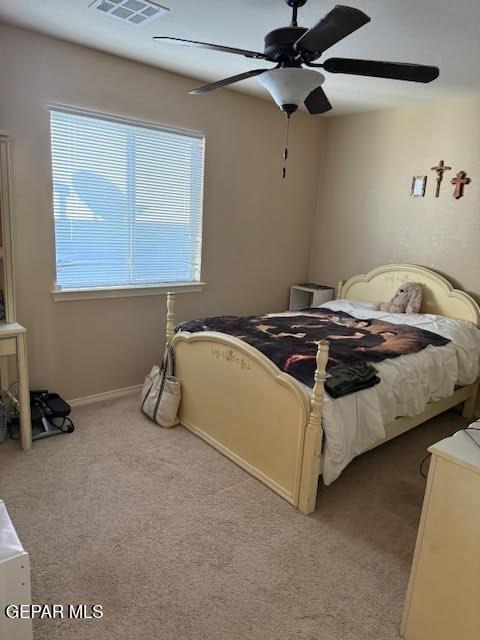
left=257, top=68, right=325, bottom=114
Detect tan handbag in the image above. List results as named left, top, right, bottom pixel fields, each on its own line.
left=141, top=344, right=181, bottom=428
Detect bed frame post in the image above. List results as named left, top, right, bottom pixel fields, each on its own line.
left=336, top=281, right=344, bottom=300
left=463, top=378, right=480, bottom=419
left=298, top=340, right=329, bottom=515
left=166, top=292, right=176, bottom=343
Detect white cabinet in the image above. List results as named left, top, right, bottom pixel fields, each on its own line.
left=402, top=428, right=480, bottom=639
left=289, top=283, right=335, bottom=311
left=0, top=500, right=33, bottom=640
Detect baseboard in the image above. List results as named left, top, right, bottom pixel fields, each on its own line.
left=68, top=384, right=142, bottom=408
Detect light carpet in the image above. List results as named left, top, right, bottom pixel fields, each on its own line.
left=0, top=395, right=468, bottom=640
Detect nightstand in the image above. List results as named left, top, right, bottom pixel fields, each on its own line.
left=289, top=283, right=335, bottom=311
left=401, top=427, right=480, bottom=639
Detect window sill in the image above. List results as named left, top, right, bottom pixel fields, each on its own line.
left=51, top=282, right=206, bottom=302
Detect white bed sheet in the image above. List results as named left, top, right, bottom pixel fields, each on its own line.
left=269, top=301, right=480, bottom=485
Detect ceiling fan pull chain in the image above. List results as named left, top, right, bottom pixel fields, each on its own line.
left=282, top=114, right=291, bottom=179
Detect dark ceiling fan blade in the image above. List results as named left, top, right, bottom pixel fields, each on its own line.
left=189, top=69, right=270, bottom=95
left=304, top=86, right=332, bottom=115
left=295, top=6, right=370, bottom=59
left=153, top=37, right=266, bottom=60
left=323, top=58, right=440, bottom=83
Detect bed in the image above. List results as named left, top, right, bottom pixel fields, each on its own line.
left=168, top=264, right=480, bottom=514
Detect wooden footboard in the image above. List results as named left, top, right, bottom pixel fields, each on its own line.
left=169, top=294, right=329, bottom=513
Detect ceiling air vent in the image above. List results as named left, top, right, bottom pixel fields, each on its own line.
left=89, top=0, right=169, bottom=26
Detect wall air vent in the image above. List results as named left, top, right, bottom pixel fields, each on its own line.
left=89, top=0, right=169, bottom=26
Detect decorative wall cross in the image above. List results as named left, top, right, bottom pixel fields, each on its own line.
left=451, top=171, right=471, bottom=199
left=430, top=159, right=451, bottom=197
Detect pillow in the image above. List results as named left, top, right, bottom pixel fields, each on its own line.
left=319, top=299, right=379, bottom=311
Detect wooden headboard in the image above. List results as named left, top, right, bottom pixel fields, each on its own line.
left=338, top=264, right=480, bottom=327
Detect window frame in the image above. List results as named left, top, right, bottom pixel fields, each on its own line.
left=47, top=104, right=206, bottom=301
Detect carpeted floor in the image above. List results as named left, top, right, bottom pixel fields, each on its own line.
left=0, top=395, right=469, bottom=640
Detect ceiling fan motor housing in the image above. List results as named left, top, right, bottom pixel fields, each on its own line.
left=264, top=27, right=308, bottom=62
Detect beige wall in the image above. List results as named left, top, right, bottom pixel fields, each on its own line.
left=0, top=23, right=325, bottom=399
left=309, top=98, right=480, bottom=300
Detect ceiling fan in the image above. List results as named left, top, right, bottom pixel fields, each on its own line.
left=154, top=0, right=439, bottom=116
left=154, top=1, right=439, bottom=177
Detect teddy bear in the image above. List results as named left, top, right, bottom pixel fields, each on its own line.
left=378, top=282, right=422, bottom=314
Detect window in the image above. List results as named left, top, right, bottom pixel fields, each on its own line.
left=49, top=107, right=205, bottom=294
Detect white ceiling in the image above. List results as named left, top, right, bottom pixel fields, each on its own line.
left=1, top=0, right=479, bottom=115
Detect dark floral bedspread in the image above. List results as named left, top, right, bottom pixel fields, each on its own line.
left=176, top=308, right=450, bottom=391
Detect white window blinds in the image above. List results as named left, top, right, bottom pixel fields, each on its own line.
left=49, top=107, right=205, bottom=290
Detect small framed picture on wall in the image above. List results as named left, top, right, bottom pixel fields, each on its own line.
left=411, top=175, right=427, bottom=197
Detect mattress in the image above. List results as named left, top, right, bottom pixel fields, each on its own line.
left=270, top=300, right=480, bottom=485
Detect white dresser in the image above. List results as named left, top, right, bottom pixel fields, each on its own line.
left=0, top=500, right=32, bottom=640
left=402, top=428, right=480, bottom=639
